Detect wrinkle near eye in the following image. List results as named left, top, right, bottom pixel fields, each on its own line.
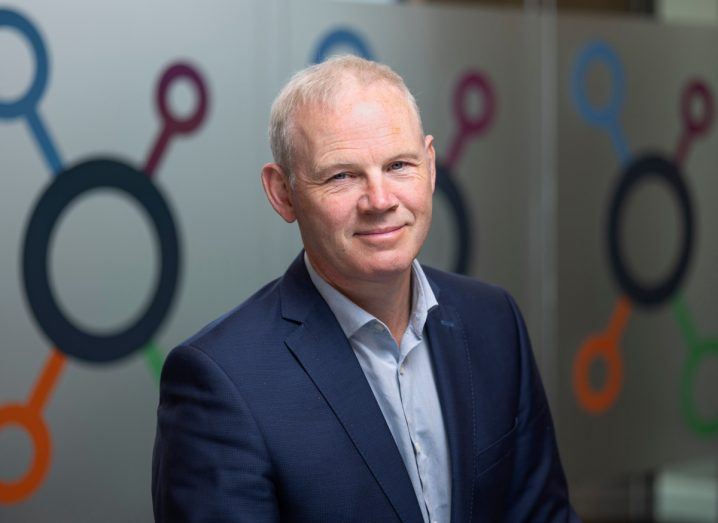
left=322, top=183, right=353, bottom=195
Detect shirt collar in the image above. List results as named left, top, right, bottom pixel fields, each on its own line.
left=304, top=252, right=438, bottom=340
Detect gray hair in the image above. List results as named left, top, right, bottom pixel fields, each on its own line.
left=268, top=55, right=423, bottom=184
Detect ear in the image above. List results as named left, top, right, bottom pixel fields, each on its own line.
left=261, top=163, right=296, bottom=223
left=424, top=134, right=436, bottom=192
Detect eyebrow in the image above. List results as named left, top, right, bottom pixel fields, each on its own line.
left=313, top=162, right=359, bottom=178
left=387, top=151, right=423, bottom=164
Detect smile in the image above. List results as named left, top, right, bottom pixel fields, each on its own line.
left=355, top=225, right=405, bottom=238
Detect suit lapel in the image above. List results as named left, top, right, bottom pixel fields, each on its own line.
left=280, top=255, right=424, bottom=523
left=426, top=302, right=477, bottom=523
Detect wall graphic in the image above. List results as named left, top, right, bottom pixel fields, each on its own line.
left=569, top=40, right=717, bottom=436
left=310, top=27, right=496, bottom=275
left=0, top=8, right=208, bottom=504
left=2, top=2, right=714, bottom=517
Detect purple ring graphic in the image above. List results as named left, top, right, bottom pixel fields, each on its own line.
left=454, top=72, right=495, bottom=139
left=146, top=62, right=209, bottom=177
left=681, top=80, right=714, bottom=136
left=446, top=71, right=496, bottom=170
left=157, top=63, right=208, bottom=135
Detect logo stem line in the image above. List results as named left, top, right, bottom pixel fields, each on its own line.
left=144, top=343, right=164, bottom=382
left=444, top=134, right=465, bottom=172
left=27, top=349, right=66, bottom=412
left=25, top=111, right=63, bottom=175
left=608, top=295, right=632, bottom=338
left=671, top=294, right=699, bottom=349
left=674, top=132, right=692, bottom=168
left=608, top=122, right=631, bottom=168
left=144, top=129, right=171, bottom=178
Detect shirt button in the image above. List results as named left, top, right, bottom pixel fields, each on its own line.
left=399, top=364, right=406, bottom=375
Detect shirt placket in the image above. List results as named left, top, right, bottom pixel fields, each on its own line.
left=397, top=328, right=437, bottom=523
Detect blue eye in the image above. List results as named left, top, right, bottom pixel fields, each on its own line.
left=331, top=172, right=349, bottom=180
left=389, top=161, right=406, bottom=170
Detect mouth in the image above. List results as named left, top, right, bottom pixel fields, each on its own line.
left=354, top=225, right=405, bottom=237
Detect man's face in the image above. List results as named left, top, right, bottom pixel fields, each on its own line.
left=287, top=80, right=436, bottom=288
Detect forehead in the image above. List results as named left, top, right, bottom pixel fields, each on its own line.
left=293, top=80, right=422, bottom=163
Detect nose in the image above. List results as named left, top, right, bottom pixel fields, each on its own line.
left=358, top=172, right=399, bottom=213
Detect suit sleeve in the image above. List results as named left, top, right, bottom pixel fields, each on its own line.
left=152, top=344, right=280, bottom=522
left=501, top=292, right=582, bottom=523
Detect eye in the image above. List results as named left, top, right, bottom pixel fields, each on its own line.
left=389, top=161, right=407, bottom=171
left=330, top=172, right=349, bottom=181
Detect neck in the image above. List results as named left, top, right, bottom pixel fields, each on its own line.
left=308, top=256, right=413, bottom=345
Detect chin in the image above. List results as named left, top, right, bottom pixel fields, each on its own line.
left=356, top=254, right=414, bottom=280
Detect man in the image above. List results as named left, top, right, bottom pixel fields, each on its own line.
left=152, top=56, right=580, bottom=522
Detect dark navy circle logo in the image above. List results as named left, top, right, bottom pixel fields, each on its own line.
left=607, top=154, right=693, bottom=307
left=23, top=159, right=180, bottom=363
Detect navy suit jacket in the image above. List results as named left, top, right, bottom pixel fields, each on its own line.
left=152, top=254, right=580, bottom=522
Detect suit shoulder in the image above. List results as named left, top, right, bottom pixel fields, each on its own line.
left=178, top=276, right=285, bottom=361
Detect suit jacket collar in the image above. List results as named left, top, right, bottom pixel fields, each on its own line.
left=278, top=252, right=320, bottom=324
left=426, top=300, right=477, bottom=523
left=279, top=253, right=476, bottom=523
left=279, top=253, right=425, bottom=523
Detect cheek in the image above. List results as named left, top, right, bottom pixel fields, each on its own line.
left=407, top=187, right=433, bottom=218
left=325, top=205, right=351, bottom=224
left=317, top=196, right=356, bottom=227
left=298, top=201, right=356, bottom=245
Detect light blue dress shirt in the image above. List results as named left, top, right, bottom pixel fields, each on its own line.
left=305, top=253, right=451, bottom=523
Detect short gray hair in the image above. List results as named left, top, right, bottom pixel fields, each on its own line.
left=268, top=55, right=423, bottom=183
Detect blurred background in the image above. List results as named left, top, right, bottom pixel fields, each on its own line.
left=0, top=0, right=716, bottom=521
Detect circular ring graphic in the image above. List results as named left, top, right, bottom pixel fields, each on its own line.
left=436, top=163, right=471, bottom=275
left=157, top=63, right=208, bottom=135
left=608, top=154, right=693, bottom=307
left=681, top=80, right=714, bottom=136
left=571, top=41, right=625, bottom=129
left=0, top=8, right=49, bottom=119
left=0, top=404, right=50, bottom=504
left=454, top=72, right=495, bottom=138
left=312, top=27, right=373, bottom=63
left=572, top=334, right=624, bottom=414
left=23, top=158, right=180, bottom=363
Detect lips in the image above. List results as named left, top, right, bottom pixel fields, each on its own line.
left=355, top=225, right=405, bottom=236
